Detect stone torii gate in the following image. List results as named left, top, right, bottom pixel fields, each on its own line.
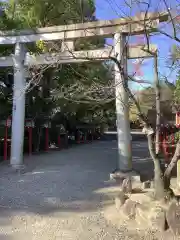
left=0, top=12, right=168, bottom=170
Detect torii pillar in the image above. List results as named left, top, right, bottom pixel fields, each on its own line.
left=10, top=43, right=26, bottom=169
left=114, top=33, right=132, bottom=173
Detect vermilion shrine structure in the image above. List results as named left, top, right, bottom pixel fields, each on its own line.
left=0, top=12, right=168, bottom=170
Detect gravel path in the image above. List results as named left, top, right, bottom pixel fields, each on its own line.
left=0, top=141, right=153, bottom=240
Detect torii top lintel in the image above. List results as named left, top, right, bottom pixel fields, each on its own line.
left=0, top=12, right=168, bottom=45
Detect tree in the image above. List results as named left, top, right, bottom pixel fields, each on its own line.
left=170, top=45, right=180, bottom=70
left=129, top=82, right=175, bottom=125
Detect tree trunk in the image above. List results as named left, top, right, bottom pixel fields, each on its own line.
left=147, top=133, right=165, bottom=199
left=154, top=55, right=161, bottom=155
left=164, top=141, right=180, bottom=190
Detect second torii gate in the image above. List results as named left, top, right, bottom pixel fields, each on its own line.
left=0, top=12, right=168, bottom=171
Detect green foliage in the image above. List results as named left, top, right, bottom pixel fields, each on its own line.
left=130, top=82, right=175, bottom=123
left=174, top=72, right=180, bottom=109
left=7, top=0, right=95, bottom=29
left=171, top=45, right=180, bottom=67
left=0, top=0, right=113, bottom=129
left=175, top=130, right=180, bottom=143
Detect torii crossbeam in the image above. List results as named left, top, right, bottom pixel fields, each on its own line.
left=0, top=45, right=157, bottom=67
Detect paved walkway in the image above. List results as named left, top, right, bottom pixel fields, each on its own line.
left=0, top=140, right=152, bottom=240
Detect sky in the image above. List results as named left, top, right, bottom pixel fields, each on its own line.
left=94, top=0, right=179, bottom=90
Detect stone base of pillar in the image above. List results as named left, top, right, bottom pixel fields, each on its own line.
left=110, top=169, right=141, bottom=194
left=110, top=169, right=141, bottom=182
left=11, top=164, right=26, bottom=174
